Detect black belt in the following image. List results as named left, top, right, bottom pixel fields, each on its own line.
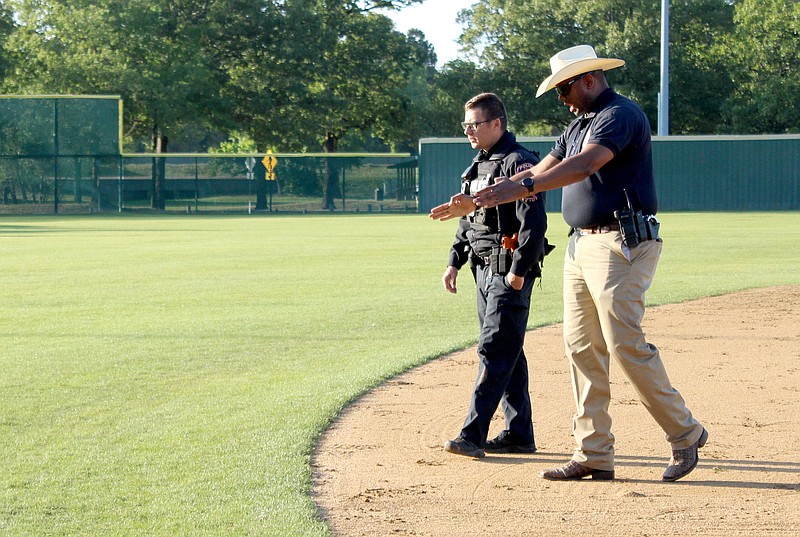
left=575, top=223, right=620, bottom=234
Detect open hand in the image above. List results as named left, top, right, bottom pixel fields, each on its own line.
left=429, top=193, right=476, bottom=221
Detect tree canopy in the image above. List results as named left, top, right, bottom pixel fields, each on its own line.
left=723, top=0, right=800, bottom=133
left=1, top=0, right=435, bottom=152
left=448, top=0, right=798, bottom=135
left=0, top=0, right=796, bottom=157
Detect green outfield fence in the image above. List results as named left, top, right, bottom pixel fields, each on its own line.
left=418, top=135, right=800, bottom=213
left=0, top=96, right=417, bottom=214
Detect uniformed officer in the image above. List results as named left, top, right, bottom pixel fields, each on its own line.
left=431, top=47, right=707, bottom=482
left=441, top=93, right=551, bottom=458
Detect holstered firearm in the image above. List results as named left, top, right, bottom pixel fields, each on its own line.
left=501, top=233, right=519, bottom=251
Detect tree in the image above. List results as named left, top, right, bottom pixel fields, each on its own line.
left=225, top=0, right=432, bottom=209
left=3, top=0, right=263, bottom=208
left=2, top=0, right=434, bottom=210
left=315, top=9, right=424, bottom=209
left=656, top=0, right=736, bottom=134
left=723, top=0, right=800, bottom=133
left=220, top=0, right=432, bottom=154
left=0, top=3, right=14, bottom=81
left=432, top=60, right=499, bottom=136
left=458, top=0, right=597, bottom=134
left=454, top=0, right=737, bottom=135
left=3, top=0, right=348, bottom=208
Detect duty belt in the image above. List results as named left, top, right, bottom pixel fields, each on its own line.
left=574, top=222, right=620, bottom=235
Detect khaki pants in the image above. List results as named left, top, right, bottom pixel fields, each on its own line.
left=562, top=231, right=703, bottom=471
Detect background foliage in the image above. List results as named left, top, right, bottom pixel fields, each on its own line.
left=0, top=0, right=797, bottom=147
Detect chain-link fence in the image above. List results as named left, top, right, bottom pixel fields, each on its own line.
left=0, top=153, right=418, bottom=214
left=0, top=96, right=418, bottom=214
left=116, top=153, right=416, bottom=214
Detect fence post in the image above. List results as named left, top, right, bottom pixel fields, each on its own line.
left=118, top=155, right=123, bottom=213
left=53, top=99, right=59, bottom=214
left=194, top=157, right=199, bottom=213
left=93, top=157, right=100, bottom=212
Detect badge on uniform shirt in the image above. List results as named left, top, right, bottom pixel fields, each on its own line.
left=515, top=162, right=538, bottom=202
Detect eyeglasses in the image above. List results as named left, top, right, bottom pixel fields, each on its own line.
left=555, top=71, right=597, bottom=96
left=461, top=116, right=504, bottom=131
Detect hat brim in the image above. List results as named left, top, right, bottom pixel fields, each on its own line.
left=536, top=58, right=625, bottom=98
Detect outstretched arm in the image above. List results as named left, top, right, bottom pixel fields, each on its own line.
left=473, top=146, right=614, bottom=208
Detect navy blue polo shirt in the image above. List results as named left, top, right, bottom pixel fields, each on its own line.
left=550, top=88, right=657, bottom=229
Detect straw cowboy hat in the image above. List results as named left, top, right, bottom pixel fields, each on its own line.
left=536, top=45, right=625, bottom=98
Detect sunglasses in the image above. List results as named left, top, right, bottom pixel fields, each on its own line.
left=555, top=76, right=581, bottom=97
left=555, top=71, right=598, bottom=96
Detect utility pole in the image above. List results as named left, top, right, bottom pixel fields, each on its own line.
left=658, top=0, right=670, bottom=136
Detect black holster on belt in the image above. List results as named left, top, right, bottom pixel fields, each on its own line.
left=614, top=190, right=660, bottom=247
left=615, top=211, right=660, bottom=247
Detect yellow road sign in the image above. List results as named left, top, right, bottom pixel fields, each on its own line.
left=262, top=150, right=277, bottom=175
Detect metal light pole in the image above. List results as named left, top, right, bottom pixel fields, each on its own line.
left=658, top=0, right=670, bottom=136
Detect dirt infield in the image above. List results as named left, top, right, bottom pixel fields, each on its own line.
left=312, top=286, right=800, bottom=536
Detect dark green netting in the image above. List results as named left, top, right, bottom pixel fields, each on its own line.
left=0, top=96, right=120, bottom=157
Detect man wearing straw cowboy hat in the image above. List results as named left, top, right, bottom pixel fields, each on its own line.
left=430, top=45, right=707, bottom=482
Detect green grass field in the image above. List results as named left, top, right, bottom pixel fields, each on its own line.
left=1, top=213, right=798, bottom=536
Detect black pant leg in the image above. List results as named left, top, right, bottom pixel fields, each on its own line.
left=460, top=267, right=534, bottom=445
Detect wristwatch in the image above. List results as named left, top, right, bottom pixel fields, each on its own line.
left=520, top=177, right=535, bottom=194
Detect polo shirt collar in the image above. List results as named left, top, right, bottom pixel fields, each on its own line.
left=583, top=87, right=617, bottom=119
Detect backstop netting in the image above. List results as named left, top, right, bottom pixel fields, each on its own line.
left=0, top=95, right=121, bottom=213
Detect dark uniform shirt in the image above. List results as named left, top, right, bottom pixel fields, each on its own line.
left=448, top=131, right=549, bottom=278
left=551, top=88, right=658, bottom=229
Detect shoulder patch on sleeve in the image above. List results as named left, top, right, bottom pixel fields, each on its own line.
left=515, top=162, right=534, bottom=175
